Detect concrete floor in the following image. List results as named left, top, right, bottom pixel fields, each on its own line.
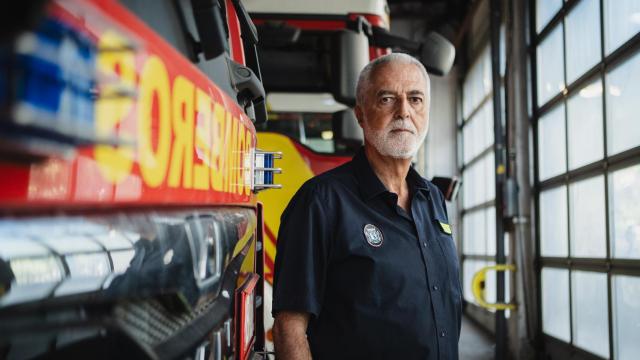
left=459, top=315, right=495, bottom=360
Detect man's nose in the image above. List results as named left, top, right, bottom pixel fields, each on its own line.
left=395, top=97, right=411, bottom=119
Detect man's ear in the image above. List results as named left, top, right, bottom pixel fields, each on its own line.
left=354, top=105, right=364, bottom=128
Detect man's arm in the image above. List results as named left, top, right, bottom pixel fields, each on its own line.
left=273, top=311, right=312, bottom=360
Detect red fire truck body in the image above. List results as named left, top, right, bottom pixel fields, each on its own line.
left=0, top=1, right=274, bottom=359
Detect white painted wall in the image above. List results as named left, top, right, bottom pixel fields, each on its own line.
left=422, top=67, right=459, bottom=180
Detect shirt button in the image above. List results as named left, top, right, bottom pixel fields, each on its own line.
left=440, top=330, right=446, bottom=337
left=423, top=242, right=427, bottom=247
left=433, top=285, right=439, bottom=291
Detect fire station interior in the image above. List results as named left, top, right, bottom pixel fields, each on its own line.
left=383, top=0, right=640, bottom=359
left=249, top=0, right=640, bottom=358
left=255, top=0, right=639, bottom=356
left=0, top=0, right=639, bottom=359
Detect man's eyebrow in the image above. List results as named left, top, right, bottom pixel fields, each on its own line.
left=375, top=90, right=425, bottom=97
left=407, top=90, right=425, bottom=96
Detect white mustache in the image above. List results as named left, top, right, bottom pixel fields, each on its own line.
left=387, top=120, right=417, bottom=134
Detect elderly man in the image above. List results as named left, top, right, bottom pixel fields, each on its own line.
left=272, top=53, right=462, bottom=360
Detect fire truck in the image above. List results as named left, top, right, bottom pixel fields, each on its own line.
left=0, top=0, right=277, bottom=359
left=242, top=0, right=458, bottom=351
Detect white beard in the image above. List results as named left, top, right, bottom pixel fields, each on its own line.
left=364, top=119, right=428, bottom=159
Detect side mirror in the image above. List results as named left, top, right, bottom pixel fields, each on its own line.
left=256, top=22, right=301, bottom=47
left=332, top=30, right=369, bottom=107
left=191, top=0, right=227, bottom=60
left=228, top=59, right=266, bottom=123
left=370, top=27, right=456, bottom=76
left=332, top=109, right=364, bottom=154
left=430, top=176, right=461, bottom=202
left=332, top=109, right=363, bottom=141
left=420, top=32, right=456, bottom=76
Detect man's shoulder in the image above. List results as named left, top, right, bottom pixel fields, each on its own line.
left=281, top=160, right=357, bottom=221
left=297, top=159, right=357, bottom=198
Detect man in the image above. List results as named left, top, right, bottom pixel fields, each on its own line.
left=272, top=53, right=462, bottom=360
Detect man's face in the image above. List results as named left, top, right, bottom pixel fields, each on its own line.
left=355, top=62, right=430, bottom=159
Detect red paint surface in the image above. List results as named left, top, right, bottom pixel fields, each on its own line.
left=263, top=223, right=277, bottom=284
left=226, top=0, right=246, bottom=65
left=291, top=142, right=351, bottom=176
left=252, top=18, right=348, bottom=31
left=348, top=13, right=387, bottom=28
left=252, top=14, right=390, bottom=60
left=0, top=0, right=257, bottom=210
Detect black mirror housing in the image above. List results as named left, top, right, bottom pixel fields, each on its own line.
left=190, top=0, right=227, bottom=60
left=430, top=176, right=461, bottom=202
left=420, top=32, right=456, bottom=76
left=331, top=29, right=369, bottom=106
left=369, top=27, right=456, bottom=76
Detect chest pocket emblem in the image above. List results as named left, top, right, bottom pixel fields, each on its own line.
left=363, top=224, right=384, bottom=247
left=439, top=221, right=452, bottom=235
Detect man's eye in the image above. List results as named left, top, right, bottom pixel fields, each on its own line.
left=410, top=97, right=423, bottom=104
left=380, top=97, right=394, bottom=104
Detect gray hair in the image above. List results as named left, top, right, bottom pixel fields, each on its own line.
left=355, top=53, right=430, bottom=106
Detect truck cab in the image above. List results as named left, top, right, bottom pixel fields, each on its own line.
left=0, top=1, right=276, bottom=359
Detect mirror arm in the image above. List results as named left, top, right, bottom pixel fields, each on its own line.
left=345, top=16, right=372, bottom=37
left=228, top=59, right=266, bottom=123
left=370, top=26, right=421, bottom=53
left=231, top=0, right=259, bottom=45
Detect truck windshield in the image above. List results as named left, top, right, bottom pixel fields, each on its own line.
left=258, top=112, right=335, bottom=153
left=257, top=93, right=362, bottom=155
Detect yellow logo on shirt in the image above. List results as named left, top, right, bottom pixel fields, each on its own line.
left=439, top=222, right=452, bottom=235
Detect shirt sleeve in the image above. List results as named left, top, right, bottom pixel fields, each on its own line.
left=271, top=182, right=332, bottom=318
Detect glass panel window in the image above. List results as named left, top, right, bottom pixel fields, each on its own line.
left=570, top=176, right=606, bottom=257
left=462, top=207, right=496, bottom=257
left=462, top=163, right=477, bottom=209
left=610, top=164, right=640, bottom=259
left=463, top=260, right=487, bottom=302
left=463, top=101, right=494, bottom=164
left=613, top=275, right=640, bottom=360
left=565, top=0, right=602, bottom=84
left=462, top=213, right=472, bottom=254
left=463, top=210, right=486, bottom=255
left=540, top=186, right=569, bottom=257
left=537, top=26, right=565, bottom=105
left=542, top=267, right=571, bottom=342
left=462, top=46, right=492, bottom=119
left=463, top=115, right=479, bottom=164
left=536, top=0, right=564, bottom=33
left=604, top=0, right=640, bottom=55
left=538, top=104, right=566, bottom=180
left=567, top=80, right=604, bottom=169
left=606, top=52, right=640, bottom=155
left=572, top=271, right=609, bottom=358
left=484, top=261, right=510, bottom=312
left=462, top=151, right=495, bottom=209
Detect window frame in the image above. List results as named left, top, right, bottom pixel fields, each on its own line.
left=458, top=39, right=506, bottom=313
left=530, top=0, right=640, bottom=359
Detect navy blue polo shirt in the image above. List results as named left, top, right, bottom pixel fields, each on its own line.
left=272, top=148, right=462, bottom=360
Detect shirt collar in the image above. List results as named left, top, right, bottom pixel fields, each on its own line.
left=352, top=147, right=430, bottom=201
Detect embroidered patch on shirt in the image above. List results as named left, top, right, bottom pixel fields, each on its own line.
left=363, top=224, right=384, bottom=247
left=439, top=222, right=452, bottom=235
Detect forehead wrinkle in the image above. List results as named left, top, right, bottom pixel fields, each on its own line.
left=375, top=89, right=397, bottom=97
